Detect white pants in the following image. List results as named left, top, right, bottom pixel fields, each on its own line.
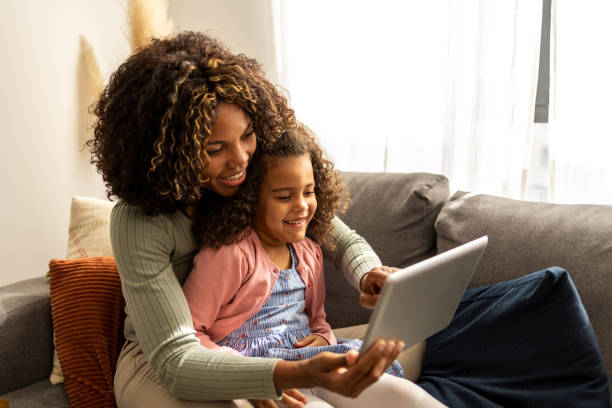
left=114, top=326, right=441, bottom=408
left=275, top=375, right=446, bottom=408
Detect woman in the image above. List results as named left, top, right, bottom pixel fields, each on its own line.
left=91, top=31, right=610, bottom=408
left=90, top=31, right=409, bottom=407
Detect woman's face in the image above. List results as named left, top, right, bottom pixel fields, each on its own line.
left=202, top=102, right=257, bottom=197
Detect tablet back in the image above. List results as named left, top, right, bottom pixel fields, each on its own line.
left=361, top=236, right=488, bottom=353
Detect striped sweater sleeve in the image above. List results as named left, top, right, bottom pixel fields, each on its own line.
left=323, top=216, right=383, bottom=290
left=110, top=202, right=282, bottom=401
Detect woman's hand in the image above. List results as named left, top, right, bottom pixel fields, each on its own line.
left=294, top=334, right=329, bottom=348
left=359, top=266, right=400, bottom=309
left=273, top=339, right=404, bottom=398
left=252, top=388, right=307, bottom=408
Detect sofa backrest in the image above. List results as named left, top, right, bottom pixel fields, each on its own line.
left=323, top=171, right=450, bottom=329
left=435, top=191, right=612, bottom=386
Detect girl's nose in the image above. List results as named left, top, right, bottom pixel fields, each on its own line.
left=295, top=198, right=308, bottom=212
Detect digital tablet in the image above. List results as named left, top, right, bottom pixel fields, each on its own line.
left=359, top=236, right=488, bottom=355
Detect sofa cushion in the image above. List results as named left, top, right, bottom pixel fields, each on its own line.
left=435, top=191, right=612, bottom=388
left=49, top=257, right=124, bottom=408
left=1, top=380, right=69, bottom=408
left=66, top=195, right=115, bottom=259
left=50, top=195, right=116, bottom=385
left=0, top=277, right=54, bottom=395
left=324, top=172, right=450, bottom=328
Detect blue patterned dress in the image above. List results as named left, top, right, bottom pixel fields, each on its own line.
left=218, top=245, right=404, bottom=378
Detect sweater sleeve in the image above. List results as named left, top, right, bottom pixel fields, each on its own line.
left=110, top=203, right=281, bottom=401
left=322, top=216, right=383, bottom=290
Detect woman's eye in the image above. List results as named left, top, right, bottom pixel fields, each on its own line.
left=242, top=129, right=255, bottom=140
left=206, top=147, right=222, bottom=156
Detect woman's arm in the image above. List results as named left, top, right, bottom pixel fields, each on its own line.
left=274, top=340, right=404, bottom=398
left=111, top=204, right=402, bottom=401
left=323, top=216, right=383, bottom=290
left=111, top=202, right=281, bottom=401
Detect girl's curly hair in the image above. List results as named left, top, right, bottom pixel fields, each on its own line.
left=192, top=125, right=349, bottom=249
left=88, top=31, right=296, bottom=215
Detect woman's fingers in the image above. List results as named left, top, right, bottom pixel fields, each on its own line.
left=359, top=266, right=399, bottom=309
left=274, top=341, right=401, bottom=399
left=304, top=340, right=397, bottom=397
left=348, top=341, right=398, bottom=396
left=341, top=341, right=390, bottom=396
left=359, top=292, right=379, bottom=309
left=342, top=339, right=405, bottom=397
left=386, top=340, right=404, bottom=367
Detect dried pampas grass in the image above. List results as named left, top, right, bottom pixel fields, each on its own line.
left=128, top=0, right=174, bottom=52
left=79, top=35, right=104, bottom=97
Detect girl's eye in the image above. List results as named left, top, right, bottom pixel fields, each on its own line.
left=276, top=195, right=290, bottom=201
left=304, top=191, right=315, bottom=196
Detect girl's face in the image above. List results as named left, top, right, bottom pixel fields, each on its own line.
left=254, top=153, right=317, bottom=247
left=201, top=102, right=256, bottom=197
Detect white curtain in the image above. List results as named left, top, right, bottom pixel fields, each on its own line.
left=548, top=0, right=612, bottom=204
left=276, top=0, right=542, bottom=199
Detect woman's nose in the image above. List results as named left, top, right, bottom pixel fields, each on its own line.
left=228, top=145, right=249, bottom=169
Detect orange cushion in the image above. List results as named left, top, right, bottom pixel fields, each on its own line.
left=49, top=257, right=125, bottom=408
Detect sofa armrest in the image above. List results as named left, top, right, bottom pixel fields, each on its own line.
left=0, top=277, right=54, bottom=394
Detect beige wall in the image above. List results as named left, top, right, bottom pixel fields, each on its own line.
left=0, top=0, right=276, bottom=286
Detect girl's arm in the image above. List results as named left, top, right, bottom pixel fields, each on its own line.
left=306, top=244, right=336, bottom=345
left=322, top=216, right=383, bottom=290
left=183, top=245, right=248, bottom=356
left=111, top=202, right=280, bottom=401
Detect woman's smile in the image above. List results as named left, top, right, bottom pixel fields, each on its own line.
left=218, top=169, right=247, bottom=187
left=201, top=103, right=256, bottom=197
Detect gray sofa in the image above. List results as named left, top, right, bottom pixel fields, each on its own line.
left=1, top=171, right=611, bottom=407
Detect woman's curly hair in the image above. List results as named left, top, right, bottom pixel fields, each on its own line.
left=192, top=125, right=349, bottom=249
left=88, top=31, right=296, bottom=215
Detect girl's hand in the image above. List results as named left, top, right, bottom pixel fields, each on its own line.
left=252, top=388, right=307, bottom=408
left=273, top=339, right=404, bottom=398
left=294, top=334, right=329, bottom=348
left=359, top=266, right=400, bottom=309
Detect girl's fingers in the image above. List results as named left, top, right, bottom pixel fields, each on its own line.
left=252, top=399, right=278, bottom=408
left=284, top=388, right=307, bottom=403
left=280, top=390, right=307, bottom=408
left=294, top=337, right=311, bottom=347
left=295, top=334, right=328, bottom=348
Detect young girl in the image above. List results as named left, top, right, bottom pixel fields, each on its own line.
left=183, top=126, right=445, bottom=408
